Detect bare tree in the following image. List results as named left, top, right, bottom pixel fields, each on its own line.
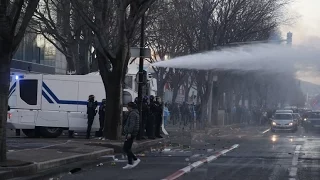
left=31, top=0, right=92, bottom=74
left=145, top=1, right=186, bottom=98
left=70, top=0, right=156, bottom=140
left=172, top=0, right=290, bottom=124
left=0, top=0, right=40, bottom=162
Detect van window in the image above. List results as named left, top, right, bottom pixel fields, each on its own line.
left=20, top=80, right=38, bottom=105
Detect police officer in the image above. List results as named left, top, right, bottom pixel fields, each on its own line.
left=86, top=95, right=98, bottom=139
left=154, top=96, right=163, bottom=138
left=97, top=99, right=106, bottom=137
left=147, top=95, right=156, bottom=139
left=142, top=96, right=149, bottom=136
left=134, top=97, right=139, bottom=105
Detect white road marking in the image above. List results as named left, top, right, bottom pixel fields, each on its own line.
left=162, top=144, right=239, bottom=180
left=262, top=128, right=270, bottom=134
left=289, top=145, right=301, bottom=179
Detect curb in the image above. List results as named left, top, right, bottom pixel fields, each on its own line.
left=1, top=149, right=113, bottom=179
left=96, top=138, right=169, bottom=153
left=133, top=139, right=169, bottom=153
left=162, top=144, right=240, bottom=180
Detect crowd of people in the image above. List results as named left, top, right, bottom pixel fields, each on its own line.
left=76, top=95, right=283, bottom=169
left=130, top=95, right=164, bottom=139
left=167, top=102, right=199, bottom=126
left=166, top=102, right=278, bottom=126
left=68, top=94, right=165, bottom=139
left=79, top=94, right=278, bottom=140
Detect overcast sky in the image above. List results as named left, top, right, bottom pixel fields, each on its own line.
left=281, top=0, right=320, bottom=45
left=281, top=0, right=320, bottom=85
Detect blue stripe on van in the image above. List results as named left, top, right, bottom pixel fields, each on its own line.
left=42, top=82, right=101, bottom=105
left=9, top=89, right=15, bottom=98
left=42, top=90, right=54, bottom=104
left=8, top=82, right=16, bottom=97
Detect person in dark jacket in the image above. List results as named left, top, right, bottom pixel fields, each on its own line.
left=86, top=95, right=98, bottom=139
left=147, top=95, right=156, bottom=139
left=142, top=96, right=149, bottom=136
left=122, top=102, right=141, bottom=169
left=97, top=99, right=106, bottom=137
left=153, top=96, right=163, bottom=138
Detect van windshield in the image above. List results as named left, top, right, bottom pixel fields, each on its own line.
left=275, top=114, right=292, bottom=120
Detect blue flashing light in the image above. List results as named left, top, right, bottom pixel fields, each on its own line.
left=15, top=75, right=24, bottom=80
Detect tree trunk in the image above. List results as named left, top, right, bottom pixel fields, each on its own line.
left=184, top=84, right=191, bottom=103
left=0, top=56, right=10, bottom=162
left=172, top=86, right=179, bottom=103
left=66, top=55, right=76, bottom=73
left=103, top=72, right=123, bottom=140
left=199, top=96, right=207, bottom=129
left=157, top=80, right=165, bottom=99
left=78, top=40, right=89, bottom=74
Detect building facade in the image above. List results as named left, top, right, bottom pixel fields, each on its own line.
left=11, top=33, right=68, bottom=75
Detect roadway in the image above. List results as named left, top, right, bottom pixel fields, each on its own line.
left=8, top=125, right=320, bottom=180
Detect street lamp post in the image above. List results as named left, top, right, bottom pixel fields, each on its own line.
left=136, top=13, right=145, bottom=140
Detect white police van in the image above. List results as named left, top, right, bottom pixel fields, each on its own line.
left=7, top=70, right=157, bottom=138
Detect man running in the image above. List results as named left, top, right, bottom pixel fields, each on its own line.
left=122, top=102, right=141, bottom=169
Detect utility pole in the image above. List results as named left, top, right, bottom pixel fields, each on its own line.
left=287, top=32, right=293, bottom=46
left=136, top=14, right=145, bottom=140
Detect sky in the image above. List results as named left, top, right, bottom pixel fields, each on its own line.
left=281, top=0, right=320, bottom=45
left=281, top=0, right=320, bottom=85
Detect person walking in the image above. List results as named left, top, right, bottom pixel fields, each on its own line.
left=123, top=102, right=141, bottom=169
left=86, top=95, right=98, bottom=139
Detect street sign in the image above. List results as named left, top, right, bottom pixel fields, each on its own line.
left=135, top=70, right=148, bottom=84
left=130, top=47, right=151, bottom=58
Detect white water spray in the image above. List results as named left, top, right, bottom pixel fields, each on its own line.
left=152, top=44, right=320, bottom=75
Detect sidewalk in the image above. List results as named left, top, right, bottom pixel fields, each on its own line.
left=1, top=138, right=167, bottom=179
left=165, top=123, right=270, bottom=146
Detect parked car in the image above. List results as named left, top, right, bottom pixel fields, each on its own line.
left=271, top=113, right=298, bottom=132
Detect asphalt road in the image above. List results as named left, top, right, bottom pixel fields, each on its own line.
left=10, top=125, right=320, bottom=180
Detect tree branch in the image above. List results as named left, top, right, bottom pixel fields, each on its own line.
left=13, top=0, right=40, bottom=51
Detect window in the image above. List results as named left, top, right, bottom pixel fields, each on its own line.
left=123, top=91, right=132, bottom=105
left=275, top=114, right=292, bottom=120
left=20, top=80, right=38, bottom=105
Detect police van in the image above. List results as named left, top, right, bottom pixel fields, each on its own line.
left=7, top=70, right=157, bottom=138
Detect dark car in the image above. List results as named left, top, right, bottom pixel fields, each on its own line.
left=303, top=111, right=320, bottom=133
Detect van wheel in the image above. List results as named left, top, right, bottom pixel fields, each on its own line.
left=40, top=127, right=63, bottom=138
left=22, top=129, right=40, bottom=138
